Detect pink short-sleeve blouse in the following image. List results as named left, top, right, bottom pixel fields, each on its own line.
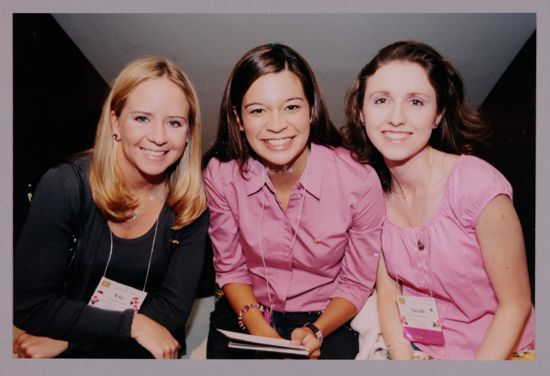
left=382, top=155, right=535, bottom=359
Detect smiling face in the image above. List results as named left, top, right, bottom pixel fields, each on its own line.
left=360, top=61, right=443, bottom=165
left=239, top=69, right=311, bottom=170
left=111, top=76, right=190, bottom=183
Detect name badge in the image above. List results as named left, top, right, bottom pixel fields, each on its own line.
left=88, top=277, right=147, bottom=312
left=396, top=295, right=445, bottom=346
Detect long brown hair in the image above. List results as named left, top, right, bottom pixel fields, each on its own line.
left=203, top=43, right=341, bottom=171
left=342, top=40, right=490, bottom=192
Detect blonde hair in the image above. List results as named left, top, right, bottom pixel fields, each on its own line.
left=90, top=56, right=207, bottom=229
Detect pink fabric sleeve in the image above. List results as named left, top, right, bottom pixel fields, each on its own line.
left=450, top=156, right=513, bottom=229
left=331, top=165, right=385, bottom=310
left=203, top=159, right=252, bottom=287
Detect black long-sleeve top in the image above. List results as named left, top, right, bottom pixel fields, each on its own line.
left=14, top=156, right=209, bottom=358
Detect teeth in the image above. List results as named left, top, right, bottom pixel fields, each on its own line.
left=383, top=131, right=409, bottom=140
left=264, top=138, right=291, bottom=146
left=142, top=148, right=166, bottom=156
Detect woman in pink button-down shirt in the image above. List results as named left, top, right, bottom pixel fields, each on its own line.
left=343, top=40, right=535, bottom=360
left=203, top=43, right=385, bottom=359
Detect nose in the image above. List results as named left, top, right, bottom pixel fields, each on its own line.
left=388, top=104, right=405, bottom=127
left=265, top=111, right=288, bottom=133
left=148, top=121, right=168, bottom=145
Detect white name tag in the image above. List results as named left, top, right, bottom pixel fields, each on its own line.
left=396, top=295, right=445, bottom=345
left=88, top=277, right=147, bottom=312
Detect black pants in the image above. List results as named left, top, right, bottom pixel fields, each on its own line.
left=206, top=296, right=358, bottom=359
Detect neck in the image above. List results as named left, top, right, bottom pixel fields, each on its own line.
left=388, top=146, right=434, bottom=195
left=265, top=145, right=310, bottom=190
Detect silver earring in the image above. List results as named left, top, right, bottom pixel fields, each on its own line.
left=112, top=133, right=120, bottom=141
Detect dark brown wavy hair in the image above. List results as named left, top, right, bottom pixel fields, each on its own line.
left=203, top=43, right=341, bottom=171
left=342, top=40, right=490, bottom=192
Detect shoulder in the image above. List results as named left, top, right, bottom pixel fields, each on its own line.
left=204, top=157, right=240, bottom=183
left=447, top=155, right=512, bottom=227
left=449, top=155, right=512, bottom=195
left=37, top=159, right=86, bottom=197
left=313, top=145, right=384, bottom=204
left=174, top=207, right=210, bottom=236
left=316, top=145, right=379, bottom=181
left=26, top=156, right=92, bottom=225
left=70, top=153, right=91, bottom=176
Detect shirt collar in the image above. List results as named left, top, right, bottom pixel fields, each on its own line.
left=242, top=143, right=325, bottom=200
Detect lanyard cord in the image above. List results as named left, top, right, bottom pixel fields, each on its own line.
left=390, top=240, right=434, bottom=298
left=391, top=155, right=434, bottom=298
left=258, top=159, right=309, bottom=311
left=104, top=218, right=159, bottom=292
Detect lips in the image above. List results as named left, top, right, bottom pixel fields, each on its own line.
left=263, top=137, right=293, bottom=146
left=141, top=147, right=168, bottom=158
left=382, top=130, right=411, bottom=142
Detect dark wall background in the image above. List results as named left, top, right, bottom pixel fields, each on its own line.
left=13, top=15, right=536, bottom=301
left=478, top=31, right=536, bottom=301
left=13, top=14, right=109, bottom=241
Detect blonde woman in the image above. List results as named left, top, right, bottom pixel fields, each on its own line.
left=14, top=57, right=208, bottom=359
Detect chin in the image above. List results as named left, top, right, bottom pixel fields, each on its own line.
left=382, top=149, right=422, bottom=165
left=137, top=162, right=174, bottom=177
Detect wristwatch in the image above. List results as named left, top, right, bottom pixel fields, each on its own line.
left=304, top=322, right=323, bottom=344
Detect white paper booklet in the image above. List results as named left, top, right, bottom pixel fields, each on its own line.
left=217, top=329, right=309, bottom=357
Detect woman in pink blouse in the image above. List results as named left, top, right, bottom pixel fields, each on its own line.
left=203, top=43, right=385, bottom=359
left=342, top=40, right=535, bottom=360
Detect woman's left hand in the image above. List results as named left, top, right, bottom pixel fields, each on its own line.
left=13, top=333, right=68, bottom=358
left=290, top=327, right=321, bottom=359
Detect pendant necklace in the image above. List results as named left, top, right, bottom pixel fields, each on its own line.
left=393, top=159, right=434, bottom=252
left=131, top=185, right=166, bottom=222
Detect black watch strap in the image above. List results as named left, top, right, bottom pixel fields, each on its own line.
left=304, top=322, right=323, bottom=344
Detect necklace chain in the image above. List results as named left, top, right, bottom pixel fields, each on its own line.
left=105, top=218, right=159, bottom=291
left=131, top=185, right=166, bottom=221
left=393, top=153, right=434, bottom=251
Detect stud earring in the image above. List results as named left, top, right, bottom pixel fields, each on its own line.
left=112, top=133, right=121, bottom=141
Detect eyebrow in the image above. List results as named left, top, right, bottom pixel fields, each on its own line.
left=129, top=111, right=187, bottom=120
left=243, top=97, right=305, bottom=109
left=367, top=91, right=431, bottom=99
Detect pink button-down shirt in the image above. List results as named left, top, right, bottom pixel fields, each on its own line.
left=383, top=155, right=535, bottom=359
left=204, top=144, right=385, bottom=312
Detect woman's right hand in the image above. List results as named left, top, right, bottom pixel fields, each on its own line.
left=13, top=333, right=68, bottom=358
left=131, top=313, right=180, bottom=359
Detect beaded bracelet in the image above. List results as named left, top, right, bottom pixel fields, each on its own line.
left=238, top=303, right=265, bottom=330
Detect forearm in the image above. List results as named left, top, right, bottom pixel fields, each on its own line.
left=376, top=255, right=412, bottom=360
left=313, top=297, right=357, bottom=337
left=475, top=302, right=531, bottom=360
left=377, top=290, right=412, bottom=360
left=223, top=283, right=280, bottom=338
